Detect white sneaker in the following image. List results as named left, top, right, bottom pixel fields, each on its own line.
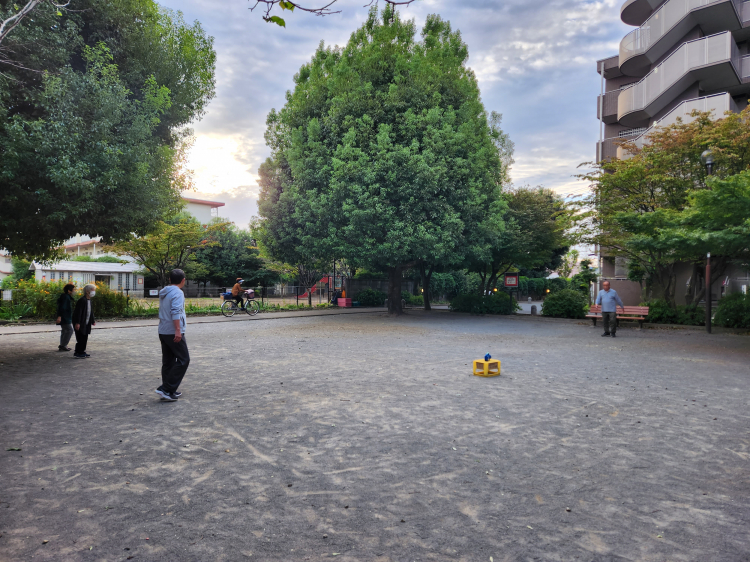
left=155, top=389, right=176, bottom=402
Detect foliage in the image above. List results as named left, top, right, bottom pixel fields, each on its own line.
left=108, top=217, right=226, bottom=287
left=69, top=255, right=127, bottom=263
left=4, top=279, right=130, bottom=318
left=449, top=292, right=518, bottom=315
left=193, top=219, right=268, bottom=287
left=525, top=277, right=547, bottom=298
left=256, top=7, right=510, bottom=314
left=645, top=299, right=704, bottom=326
left=467, top=187, right=570, bottom=295
left=558, top=249, right=579, bottom=278
left=429, top=272, right=462, bottom=300
left=0, top=1, right=216, bottom=259
left=356, top=288, right=387, bottom=307
left=579, top=107, right=750, bottom=307
left=250, top=0, right=419, bottom=28
left=714, top=293, right=750, bottom=329
left=541, top=289, right=587, bottom=319
left=547, top=277, right=569, bottom=294
left=0, top=304, right=33, bottom=322
left=6, top=258, right=34, bottom=284
left=570, top=259, right=597, bottom=302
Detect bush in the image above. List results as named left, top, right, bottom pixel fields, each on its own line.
left=526, top=278, right=547, bottom=298
left=713, top=293, right=750, bottom=328
left=449, top=292, right=518, bottom=315
left=356, top=288, right=387, bottom=307
left=646, top=299, right=704, bottom=326
left=407, top=294, right=424, bottom=306
left=541, top=289, right=587, bottom=319
left=8, top=279, right=130, bottom=319
left=547, top=277, right=569, bottom=294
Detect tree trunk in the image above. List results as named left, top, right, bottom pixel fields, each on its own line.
left=387, top=265, right=404, bottom=315
left=685, top=263, right=699, bottom=306
left=477, top=270, right=487, bottom=296
left=691, top=256, right=728, bottom=307
left=419, top=262, right=434, bottom=311
left=308, top=287, right=313, bottom=307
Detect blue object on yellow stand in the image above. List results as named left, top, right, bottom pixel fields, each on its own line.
left=473, top=359, right=501, bottom=377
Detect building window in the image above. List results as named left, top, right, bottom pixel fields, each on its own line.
left=51, top=271, right=56, bottom=280
left=614, top=256, right=628, bottom=278
left=118, top=273, right=122, bottom=290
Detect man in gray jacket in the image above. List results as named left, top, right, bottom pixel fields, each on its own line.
left=595, top=280, right=625, bottom=338
left=156, top=269, right=190, bottom=402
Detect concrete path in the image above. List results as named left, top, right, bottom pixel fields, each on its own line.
left=1, top=311, right=748, bottom=560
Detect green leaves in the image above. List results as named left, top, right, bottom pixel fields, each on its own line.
left=268, top=15, right=286, bottom=27
left=278, top=1, right=296, bottom=11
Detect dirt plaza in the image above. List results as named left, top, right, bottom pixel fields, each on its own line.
left=1, top=310, right=749, bottom=561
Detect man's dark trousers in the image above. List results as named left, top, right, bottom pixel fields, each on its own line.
left=602, top=311, right=617, bottom=335
left=74, top=329, right=88, bottom=355
left=159, top=335, right=190, bottom=394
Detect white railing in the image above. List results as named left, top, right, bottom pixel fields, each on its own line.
left=620, top=0, right=741, bottom=65
left=618, top=32, right=739, bottom=120
left=742, top=54, right=750, bottom=78
left=617, top=93, right=736, bottom=159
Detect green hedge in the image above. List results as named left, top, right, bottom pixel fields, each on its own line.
left=356, top=288, right=387, bottom=307
left=714, top=293, right=750, bottom=328
left=449, top=292, right=518, bottom=315
left=541, top=289, right=587, bottom=319
left=646, top=299, right=704, bottom=326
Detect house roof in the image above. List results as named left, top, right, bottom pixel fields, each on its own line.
left=31, top=260, right=142, bottom=273
left=183, top=197, right=225, bottom=208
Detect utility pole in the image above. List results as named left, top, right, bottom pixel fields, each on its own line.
left=706, top=252, right=712, bottom=334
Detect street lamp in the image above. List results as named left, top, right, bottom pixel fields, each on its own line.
left=701, top=149, right=715, bottom=177
left=701, top=150, right=714, bottom=333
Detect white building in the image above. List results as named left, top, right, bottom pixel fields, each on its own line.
left=30, top=261, right=145, bottom=297
left=183, top=197, right=225, bottom=224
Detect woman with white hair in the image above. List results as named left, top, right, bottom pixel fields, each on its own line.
left=72, top=283, right=97, bottom=358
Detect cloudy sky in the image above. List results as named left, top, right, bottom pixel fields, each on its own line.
left=158, top=0, right=631, bottom=227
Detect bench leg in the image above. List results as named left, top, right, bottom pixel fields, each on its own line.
left=638, top=320, right=643, bottom=329
left=592, top=318, right=597, bottom=327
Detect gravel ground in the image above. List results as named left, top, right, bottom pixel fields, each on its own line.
left=0, top=311, right=749, bottom=561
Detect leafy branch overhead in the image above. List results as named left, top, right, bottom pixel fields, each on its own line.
left=250, top=0, right=418, bottom=27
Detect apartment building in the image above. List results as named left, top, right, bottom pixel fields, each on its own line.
left=597, top=0, right=750, bottom=162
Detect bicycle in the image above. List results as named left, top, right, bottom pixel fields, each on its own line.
left=221, top=290, right=261, bottom=317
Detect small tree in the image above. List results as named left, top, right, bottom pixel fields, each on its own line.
left=107, top=219, right=225, bottom=288
left=558, top=249, right=579, bottom=279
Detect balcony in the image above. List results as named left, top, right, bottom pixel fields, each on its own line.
left=597, top=132, right=640, bottom=162
left=619, top=0, right=742, bottom=77
left=621, top=0, right=669, bottom=26
left=597, top=90, right=621, bottom=123
left=617, top=93, right=737, bottom=159
left=597, top=55, right=624, bottom=79
left=617, top=32, right=740, bottom=127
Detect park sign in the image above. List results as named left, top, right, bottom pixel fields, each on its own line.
left=504, top=273, right=519, bottom=288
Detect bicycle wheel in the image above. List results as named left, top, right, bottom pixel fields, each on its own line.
left=221, top=300, right=238, bottom=317
left=245, top=299, right=260, bottom=316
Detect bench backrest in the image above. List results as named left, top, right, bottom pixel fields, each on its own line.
left=589, top=305, right=649, bottom=315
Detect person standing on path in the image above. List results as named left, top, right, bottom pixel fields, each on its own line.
left=71, top=284, right=96, bottom=357
left=56, top=283, right=76, bottom=352
left=596, top=280, right=625, bottom=337
left=155, top=269, right=189, bottom=402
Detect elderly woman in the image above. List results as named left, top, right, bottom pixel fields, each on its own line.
left=72, top=284, right=97, bottom=358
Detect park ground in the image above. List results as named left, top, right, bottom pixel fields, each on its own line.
left=0, top=310, right=749, bottom=561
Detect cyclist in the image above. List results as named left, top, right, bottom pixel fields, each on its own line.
left=231, top=278, right=245, bottom=309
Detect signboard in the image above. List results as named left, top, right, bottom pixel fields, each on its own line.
left=149, top=289, right=159, bottom=296
left=138, top=278, right=144, bottom=285
left=504, top=273, right=519, bottom=288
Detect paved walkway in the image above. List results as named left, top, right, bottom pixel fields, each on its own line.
left=1, top=311, right=748, bottom=560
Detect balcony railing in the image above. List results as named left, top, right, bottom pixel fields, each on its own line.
left=597, top=90, right=620, bottom=123
left=620, top=0, right=741, bottom=72
left=618, top=32, right=739, bottom=123
left=617, top=93, right=737, bottom=159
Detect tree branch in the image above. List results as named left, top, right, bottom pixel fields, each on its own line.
left=0, top=0, right=70, bottom=47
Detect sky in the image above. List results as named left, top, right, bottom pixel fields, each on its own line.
left=158, top=0, right=631, bottom=227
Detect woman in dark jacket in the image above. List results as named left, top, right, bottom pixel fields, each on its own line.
left=55, top=283, right=76, bottom=351
left=72, top=284, right=96, bottom=358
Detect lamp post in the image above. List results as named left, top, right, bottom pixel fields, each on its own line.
left=701, top=149, right=715, bottom=181
left=701, top=151, right=714, bottom=333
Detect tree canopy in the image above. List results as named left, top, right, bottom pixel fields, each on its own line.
left=257, top=7, right=510, bottom=312
left=579, top=106, right=750, bottom=307
left=0, top=0, right=216, bottom=259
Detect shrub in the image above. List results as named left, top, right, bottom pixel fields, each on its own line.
left=408, top=294, right=424, bottom=306
left=526, top=277, right=547, bottom=298
left=0, top=304, right=33, bottom=322
left=714, top=293, right=750, bottom=328
left=646, top=299, right=704, bottom=326
left=541, top=289, right=587, bottom=319
left=356, top=288, right=387, bottom=307
left=547, top=277, right=569, bottom=294
left=449, top=292, right=518, bottom=315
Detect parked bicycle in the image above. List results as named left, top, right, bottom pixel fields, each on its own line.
left=221, top=289, right=260, bottom=317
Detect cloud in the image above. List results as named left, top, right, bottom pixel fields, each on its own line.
left=163, top=0, right=630, bottom=210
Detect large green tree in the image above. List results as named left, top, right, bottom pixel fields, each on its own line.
left=467, top=187, right=569, bottom=296
left=0, top=0, right=216, bottom=259
left=580, top=107, right=750, bottom=307
left=257, top=7, right=509, bottom=313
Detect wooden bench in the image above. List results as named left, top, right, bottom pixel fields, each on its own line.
left=587, top=305, right=650, bottom=329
